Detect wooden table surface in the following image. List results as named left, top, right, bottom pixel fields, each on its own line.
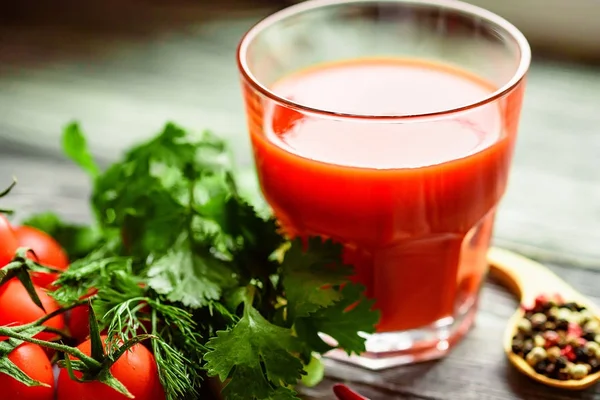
left=1, top=1, right=599, bottom=399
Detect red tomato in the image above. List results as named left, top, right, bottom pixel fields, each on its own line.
left=68, top=288, right=98, bottom=343
left=0, top=215, right=18, bottom=268
left=14, top=225, right=69, bottom=289
left=0, top=342, right=54, bottom=400
left=57, top=335, right=165, bottom=400
left=0, top=278, right=65, bottom=341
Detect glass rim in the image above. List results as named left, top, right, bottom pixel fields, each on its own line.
left=237, top=0, right=532, bottom=121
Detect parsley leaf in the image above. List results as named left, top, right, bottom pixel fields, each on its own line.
left=49, top=121, right=381, bottom=400
left=281, top=238, right=353, bottom=319
left=204, top=303, right=304, bottom=400
left=295, top=284, right=380, bottom=356
left=92, top=123, right=231, bottom=257
left=147, top=239, right=237, bottom=308
left=62, top=121, right=100, bottom=179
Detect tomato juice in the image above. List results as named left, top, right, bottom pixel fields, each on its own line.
left=244, top=58, right=519, bottom=333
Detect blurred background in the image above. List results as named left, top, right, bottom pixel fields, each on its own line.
left=0, top=0, right=599, bottom=266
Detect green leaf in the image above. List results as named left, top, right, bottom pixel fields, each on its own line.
left=281, top=238, right=353, bottom=319
left=204, top=304, right=304, bottom=400
left=296, top=284, right=379, bottom=356
left=147, top=242, right=236, bottom=309
left=90, top=122, right=232, bottom=258
left=62, top=122, right=100, bottom=179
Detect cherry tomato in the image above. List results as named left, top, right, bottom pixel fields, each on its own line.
left=0, top=278, right=65, bottom=341
left=57, top=335, right=165, bottom=400
left=0, top=342, right=54, bottom=400
left=0, top=215, right=18, bottom=268
left=14, top=225, right=69, bottom=289
left=68, top=288, right=98, bottom=343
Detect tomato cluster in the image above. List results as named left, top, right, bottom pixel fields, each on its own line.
left=0, top=216, right=164, bottom=400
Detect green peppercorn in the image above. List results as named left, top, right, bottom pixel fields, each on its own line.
left=570, top=363, right=589, bottom=379
left=517, top=318, right=532, bottom=334
left=584, top=320, right=600, bottom=332
left=595, top=334, right=600, bottom=344
left=548, top=307, right=560, bottom=318
left=534, top=335, right=546, bottom=348
left=526, top=347, right=547, bottom=366
left=531, top=313, right=547, bottom=326
left=584, top=341, right=600, bottom=357
left=557, top=309, right=571, bottom=322
left=547, top=346, right=562, bottom=362
left=579, top=309, right=594, bottom=324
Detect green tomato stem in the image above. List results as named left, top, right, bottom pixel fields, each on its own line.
left=0, top=326, right=101, bottom=369
left=13, top=298, right=90, bottom=331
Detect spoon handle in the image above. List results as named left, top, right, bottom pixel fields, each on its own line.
left=487, top=247, right=585, bottom=307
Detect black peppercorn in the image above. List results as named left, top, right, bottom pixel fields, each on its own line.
left=574, top=347, right=588, bottom=362
left=523, top=342, right=534, bottom=356
left=511, top=343, right=524, bottom=356
left=589, top=358, right=600, bottom=372
left=534, top=360, right=549, bottom=374
left=556, top=357, right=567, bottom=369
left=544, top=363, right=557, bottom=378
left=547, top=314, right=557, bottom=323
left=556, top=319, right=569, bottom=331
left=583, top=332, right=596, bottom=341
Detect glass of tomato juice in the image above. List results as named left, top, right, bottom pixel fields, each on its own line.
left=237, top=0, right=530, bottom=369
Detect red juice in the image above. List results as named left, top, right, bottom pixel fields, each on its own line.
left=245, top=58, right=517, bottom=333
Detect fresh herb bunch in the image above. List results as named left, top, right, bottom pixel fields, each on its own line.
left=10, top=121, right=379, bottom=400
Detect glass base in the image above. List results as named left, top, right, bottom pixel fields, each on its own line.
left=324, top=297, right=479, bottom=370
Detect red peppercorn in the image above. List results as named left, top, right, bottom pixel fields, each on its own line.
left=568, top=323, right=583, bottom=338
left=543, top=331, right=560, bottom=347
left=534, top=294, right=548, bottom=304
left=561, top=345, right=577, bottom=361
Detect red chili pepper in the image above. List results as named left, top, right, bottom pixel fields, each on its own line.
left=333, top=384, right=369, bottom=400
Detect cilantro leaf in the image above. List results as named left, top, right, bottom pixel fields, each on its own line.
left=204, top=304, right=304, bottom=400
left=91, top=122, right=232, bottom=257
left=62, top=121, right=100, bottom=179
left=147, top=240, right=237, bottom=308
left=281, top=238, right=353, bottom=319
left=295, top=284, right=379, bottom=356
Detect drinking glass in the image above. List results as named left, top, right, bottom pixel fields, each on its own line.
left=237, top=0, right=530, bottom=370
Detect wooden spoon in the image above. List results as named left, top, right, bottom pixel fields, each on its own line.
left=487, top=247, right=600, bottom=390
